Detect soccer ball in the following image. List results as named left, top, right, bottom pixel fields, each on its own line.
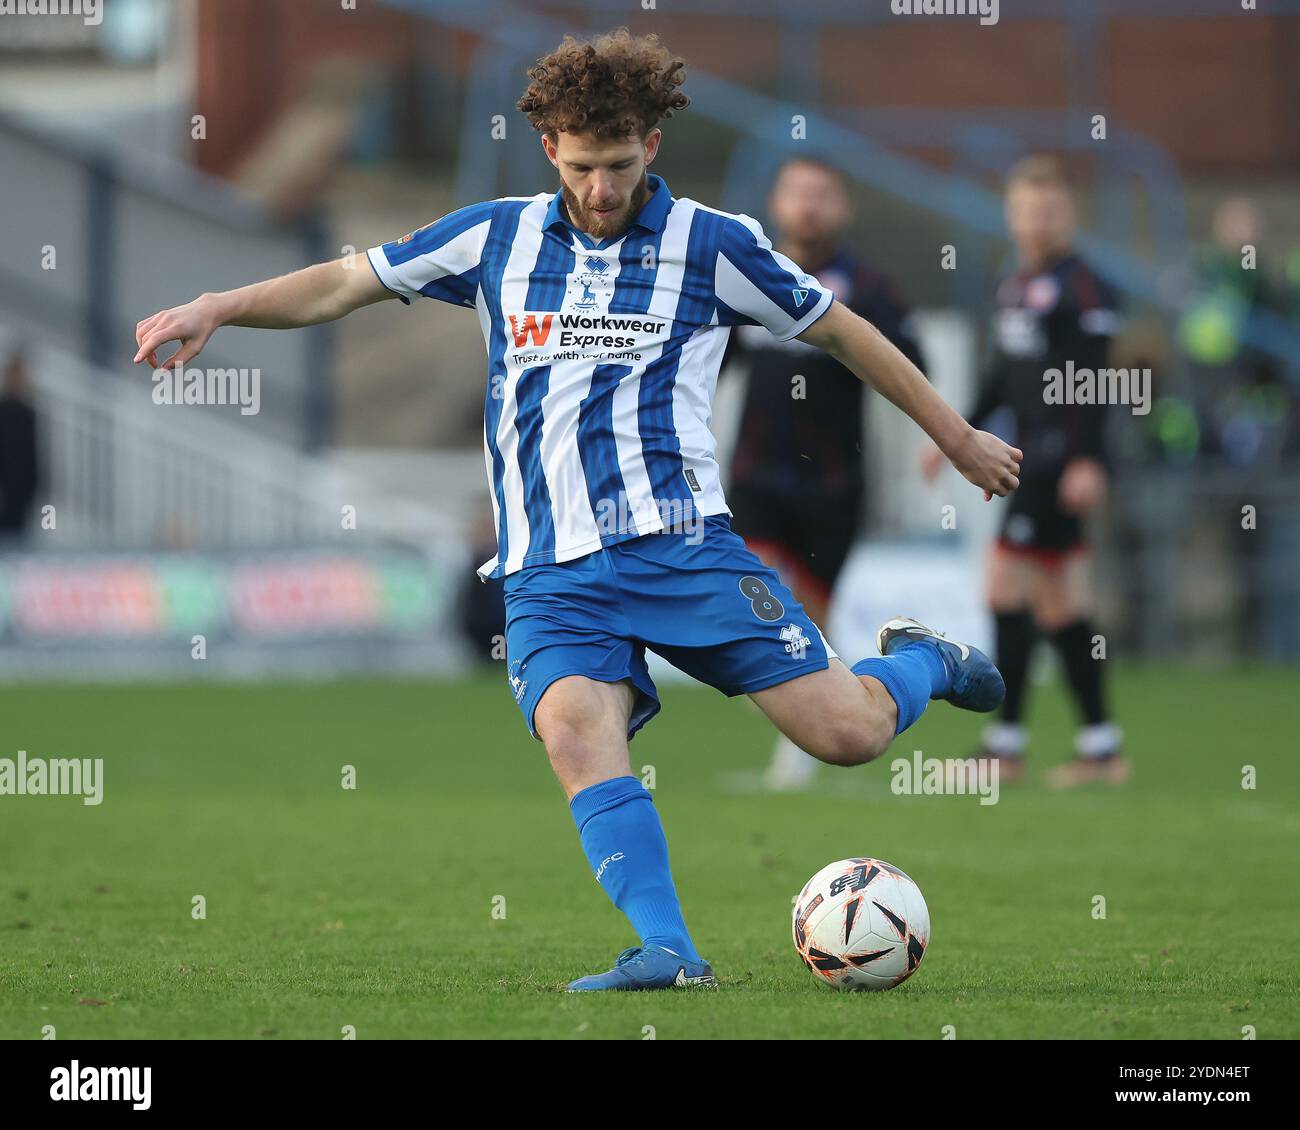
left=792, top=857, right=930, bottom=990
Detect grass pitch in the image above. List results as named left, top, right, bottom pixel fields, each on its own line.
left=1, top=666, right=1296, bottom=1039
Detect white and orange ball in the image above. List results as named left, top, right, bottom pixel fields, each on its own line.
left=792, top=857, right=930, bottom=991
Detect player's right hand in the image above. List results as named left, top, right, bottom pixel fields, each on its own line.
left=134, top=295, right=220, bottom=369
left=946, top=428, right=1022, bottom=501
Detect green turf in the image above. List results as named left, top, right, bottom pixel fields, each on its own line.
left=1, top=666, right=1297, bottom=1039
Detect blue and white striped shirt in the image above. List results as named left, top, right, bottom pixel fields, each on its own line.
left=367, top=173, right=834, bottom=579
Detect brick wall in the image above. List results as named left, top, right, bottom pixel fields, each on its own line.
left=194, top=4, right=1300, bottom=176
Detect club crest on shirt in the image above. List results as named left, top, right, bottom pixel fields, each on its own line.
left=566, top=255, right=615, bottom=313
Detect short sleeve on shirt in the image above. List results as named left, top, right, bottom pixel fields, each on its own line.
left=714, top=215, right=834, bottom=341
left=366, top=200, right=497, bottom=308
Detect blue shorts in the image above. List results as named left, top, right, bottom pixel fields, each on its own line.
left=502, top=514, right=837, bottom=739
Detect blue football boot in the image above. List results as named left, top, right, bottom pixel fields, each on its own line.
left=876, top=615, right=1005, bottom=713
left=566, top=945, right=717, bottom=992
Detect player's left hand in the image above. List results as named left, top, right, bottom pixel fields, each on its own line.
left=947, top=428, right=1022, bottom=501
left=1058, top=457, right=1107, bottom=514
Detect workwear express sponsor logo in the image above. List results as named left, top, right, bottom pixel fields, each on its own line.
left=507, top=312, right=668, bottom=353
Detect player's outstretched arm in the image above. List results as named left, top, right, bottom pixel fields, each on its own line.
left=133, top=257, right=393, bottom=369
left=798, top=301, right=1022, bottom=500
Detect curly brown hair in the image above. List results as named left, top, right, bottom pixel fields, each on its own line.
left=516, top=27, right=690, bottom=141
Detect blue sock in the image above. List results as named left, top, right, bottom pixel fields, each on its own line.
left=852, top=641, right=950, bottom=735
left=569, top=775, right=700, bottom=962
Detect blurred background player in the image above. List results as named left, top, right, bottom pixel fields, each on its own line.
left=723, top=157, right=925, bottom=791
left=924, top=155, right=1127, bottom=787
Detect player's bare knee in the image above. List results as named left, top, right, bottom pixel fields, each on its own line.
left=536, top=684, right=632, bottom=790
left=843, top=726, right=891, bottom=766
left=539, top=714, right=581, bottom=761
left=540, top=716, right=617, bottom=786
left=803, top=715, right=885, bottom=767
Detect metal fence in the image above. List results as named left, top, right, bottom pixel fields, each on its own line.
left=0, top=111, right=335, bottom=449
left=20, top=332, right=458, bottom=553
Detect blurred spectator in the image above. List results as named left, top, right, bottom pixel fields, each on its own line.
left=1177, top=199, right=1300, bottom=658
left=0, top=346, right=41, bottom=543
left=1177, top=196, right=1295, bottom=467
left=457, top=510, right=506, bottom=665
left=1286, top=243, right=1300, bottom=322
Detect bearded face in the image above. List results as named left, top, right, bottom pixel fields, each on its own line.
left=544, top=129, right=661, bottom=241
